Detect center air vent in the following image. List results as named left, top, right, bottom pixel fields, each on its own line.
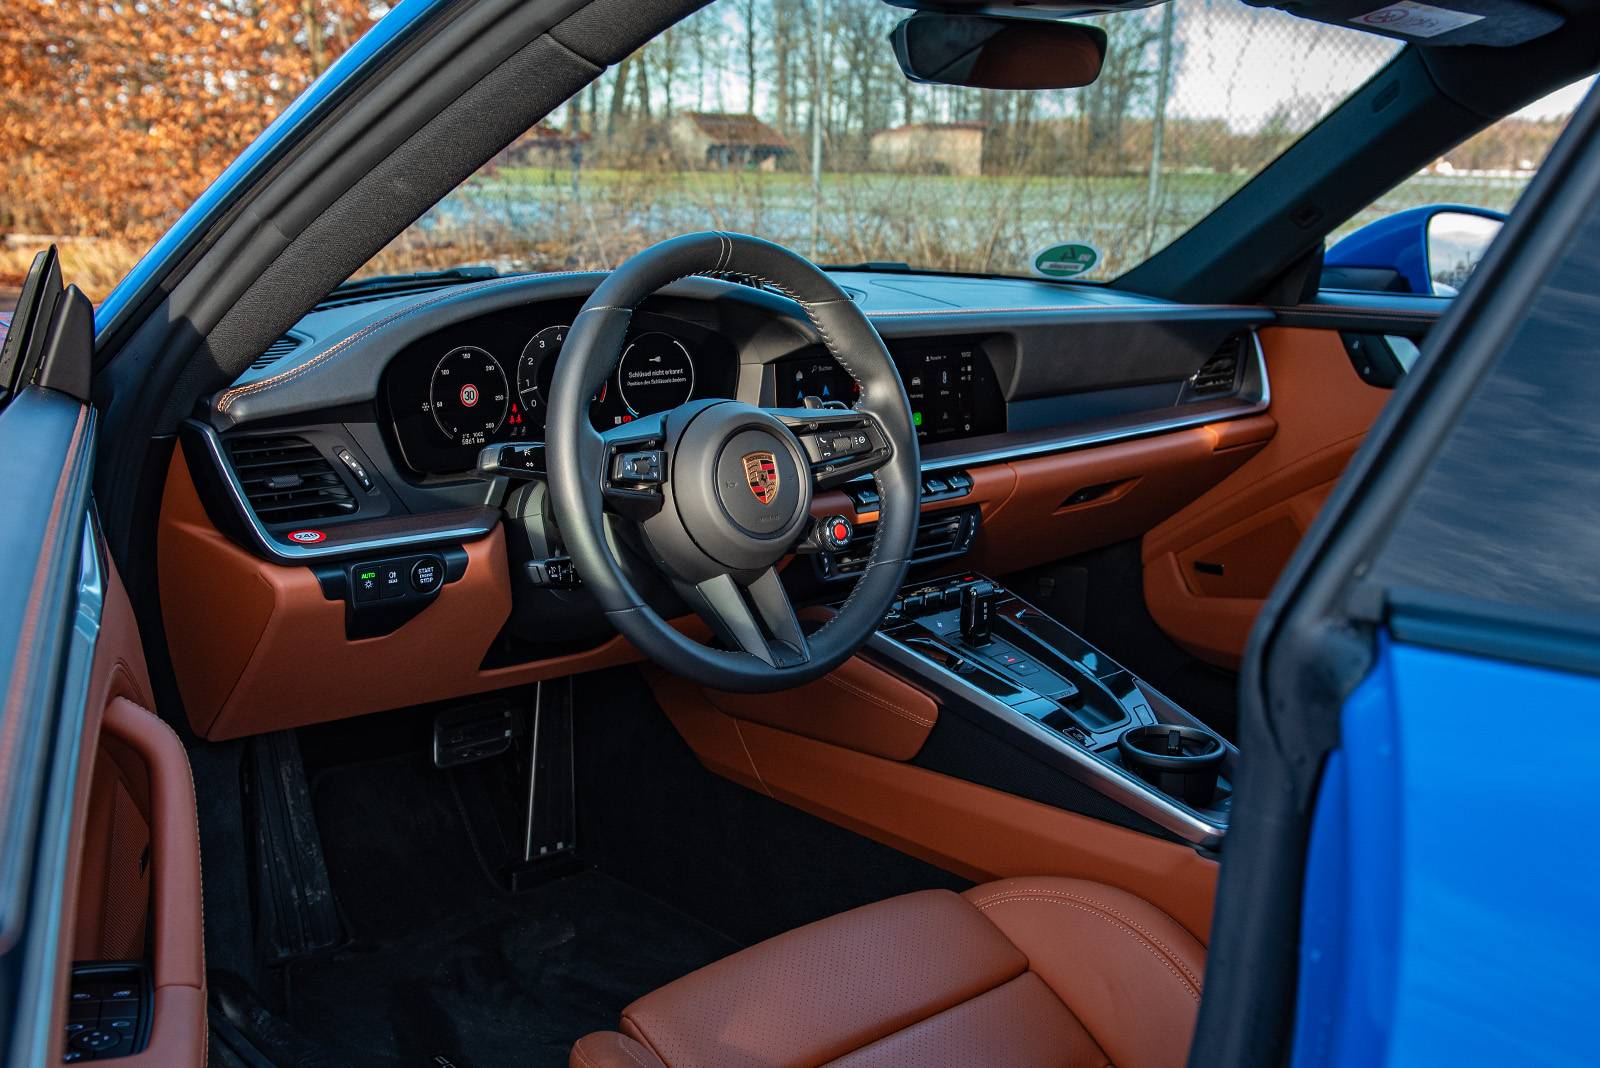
left=1190, top=335, right=1245, bottom=395
left=226, top=435, right=356, bottom=525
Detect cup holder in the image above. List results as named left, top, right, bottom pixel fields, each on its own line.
left=1117, top=724, right=1225, bottom=808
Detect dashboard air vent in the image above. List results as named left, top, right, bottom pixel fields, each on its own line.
left=249, top=334, right=303, bottom=372
left=1190, top=335, right=1244, bottom=395
left=226, top=435, right=356, bottom=525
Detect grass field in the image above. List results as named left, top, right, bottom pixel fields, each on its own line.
left=4, top=167, right=1536, bottom=300
left=384, top=164, right=1535, bottom=282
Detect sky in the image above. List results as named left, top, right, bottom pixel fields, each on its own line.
left=1158, top=3, right=1590, bottom=129
left=692, top=0, right=1592, bottom=134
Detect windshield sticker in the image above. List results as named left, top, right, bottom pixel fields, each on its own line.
left=1350, top=1, right=1484, bottom=37
left=1032, top=243, right=1100, bottom=280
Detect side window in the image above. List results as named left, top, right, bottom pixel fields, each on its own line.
left=1322, top=77, right=1592, bottom=296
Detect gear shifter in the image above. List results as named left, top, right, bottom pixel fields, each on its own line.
left=959, top=583, right=996, bottom=645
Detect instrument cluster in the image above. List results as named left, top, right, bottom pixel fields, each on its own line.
left=383, top=304, right=737, bottom=476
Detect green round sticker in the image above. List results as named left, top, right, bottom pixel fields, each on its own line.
left=1032, top=243, right=1100, bottom=279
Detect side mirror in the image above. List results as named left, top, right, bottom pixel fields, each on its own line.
left=890, top=12, right=1106, bottom=90
left=1324, top=204, right=1507, bottom=296
left=1425, top=211, right=1503, bottom=296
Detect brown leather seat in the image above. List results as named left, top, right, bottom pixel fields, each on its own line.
left=571, top=876, right=1205, bottom=1068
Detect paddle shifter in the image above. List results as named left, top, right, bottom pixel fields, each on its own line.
left=959, top=582, right=997, bottom=645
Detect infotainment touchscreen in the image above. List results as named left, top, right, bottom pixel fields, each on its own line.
left=777, top=338, right=1004, bottom=444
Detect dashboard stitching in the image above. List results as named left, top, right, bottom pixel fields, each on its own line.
left=215, top=271, right=596, bottom=413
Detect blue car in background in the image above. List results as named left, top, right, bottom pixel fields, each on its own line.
left=1, top=1, right=1597, bottom=1066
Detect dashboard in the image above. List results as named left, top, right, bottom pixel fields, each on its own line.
left=201, top=270, right=1272, bottom=569
left=382, top=304, right=740, bottom=474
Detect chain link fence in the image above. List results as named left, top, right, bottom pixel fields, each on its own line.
left=372, top=1, right=1507, bottom=281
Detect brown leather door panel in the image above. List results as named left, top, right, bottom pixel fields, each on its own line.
left=53, top=558, right=206, bottom=1068
left=1142, top=327, right=1392, bottom=669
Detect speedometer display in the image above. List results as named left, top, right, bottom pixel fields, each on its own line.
left=429, top=346, right=509, bottom=446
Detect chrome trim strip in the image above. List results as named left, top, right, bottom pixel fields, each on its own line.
left=866, top=628, right=1227, bottom=848
left=192, top=421, right=495, bottom=563
left=918, top=331, right=1270, bottom=473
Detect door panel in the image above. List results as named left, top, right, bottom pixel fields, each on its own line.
left=1142, top=326, right=1392, bottom=668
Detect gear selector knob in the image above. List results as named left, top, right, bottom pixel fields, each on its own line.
left=959, top=583, right=996, bottom=645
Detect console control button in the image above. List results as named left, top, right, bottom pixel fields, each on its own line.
left=816, top=515, right=853, bottom=552
left=411, top=557, right=444, bottom=594
left=351, top=564, right=385, bottom=604
left=377, top=562, right=406, bottom=598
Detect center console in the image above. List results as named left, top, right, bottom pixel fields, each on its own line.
left=863, top=573, right=1234, bottom=847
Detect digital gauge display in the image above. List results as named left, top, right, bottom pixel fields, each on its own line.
left=615, top=332, right=695, bottom=420
left=429, top=346, right=509, bottom=446
left=385, top=309, right=736, bottom=476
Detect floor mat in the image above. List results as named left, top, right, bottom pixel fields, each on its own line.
left=285, top=757, right=739, bottom=1068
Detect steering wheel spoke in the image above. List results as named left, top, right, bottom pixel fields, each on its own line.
left=771, top=407, right=895, bottom=490
left=691, top=570, right=810, bottom=668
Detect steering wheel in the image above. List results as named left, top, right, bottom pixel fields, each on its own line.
left=544, top=233, right=920, bottom=692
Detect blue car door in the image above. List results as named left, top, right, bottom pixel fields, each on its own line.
left=0, top=248, right=103, bottom=1065
left=1184, top=82, right=1600, bottom=1068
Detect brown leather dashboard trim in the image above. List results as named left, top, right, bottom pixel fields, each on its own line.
left=816, top=417, right=1274, bottom=582
left=705, top=655, right=939, bottom=762
left=649, top=670, right=1218, bottom=942
left=159, top=449, right=707, bottom=739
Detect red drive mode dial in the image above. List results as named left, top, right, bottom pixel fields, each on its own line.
left=819, top=515, right=853, bottom=551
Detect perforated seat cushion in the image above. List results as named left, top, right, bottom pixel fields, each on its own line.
left=570, top=876, right=1206, bottom=1068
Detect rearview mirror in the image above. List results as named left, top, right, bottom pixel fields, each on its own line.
left=890, top=13, right=1107, bottom=90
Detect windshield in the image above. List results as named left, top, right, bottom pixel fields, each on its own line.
left=360, top=0, right=1404, bottom=283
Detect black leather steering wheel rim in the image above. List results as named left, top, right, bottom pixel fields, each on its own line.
left=544, top=232, right=920, bottom=692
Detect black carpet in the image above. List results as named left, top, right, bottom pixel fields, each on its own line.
left=273, top=670, right=968, bottom=1067
left=283, top=756, right=739, bottom=1068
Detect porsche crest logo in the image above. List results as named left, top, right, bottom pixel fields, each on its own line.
left=742, top=451, right=780, bottom=505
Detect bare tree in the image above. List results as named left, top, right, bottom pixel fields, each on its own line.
left=742, top=0, right=758, bottom=115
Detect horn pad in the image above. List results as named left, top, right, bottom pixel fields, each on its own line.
left=646, top=401, right=814, bottom=576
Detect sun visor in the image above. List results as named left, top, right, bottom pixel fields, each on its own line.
left=1245, top=0, right=1563, bottom=46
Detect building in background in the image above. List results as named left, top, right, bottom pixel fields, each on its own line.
left=494, top=123, right=589, bottom=169
left=668, top=113, right=793, bottom=170
left=869, top=123, right=990, bottom=177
